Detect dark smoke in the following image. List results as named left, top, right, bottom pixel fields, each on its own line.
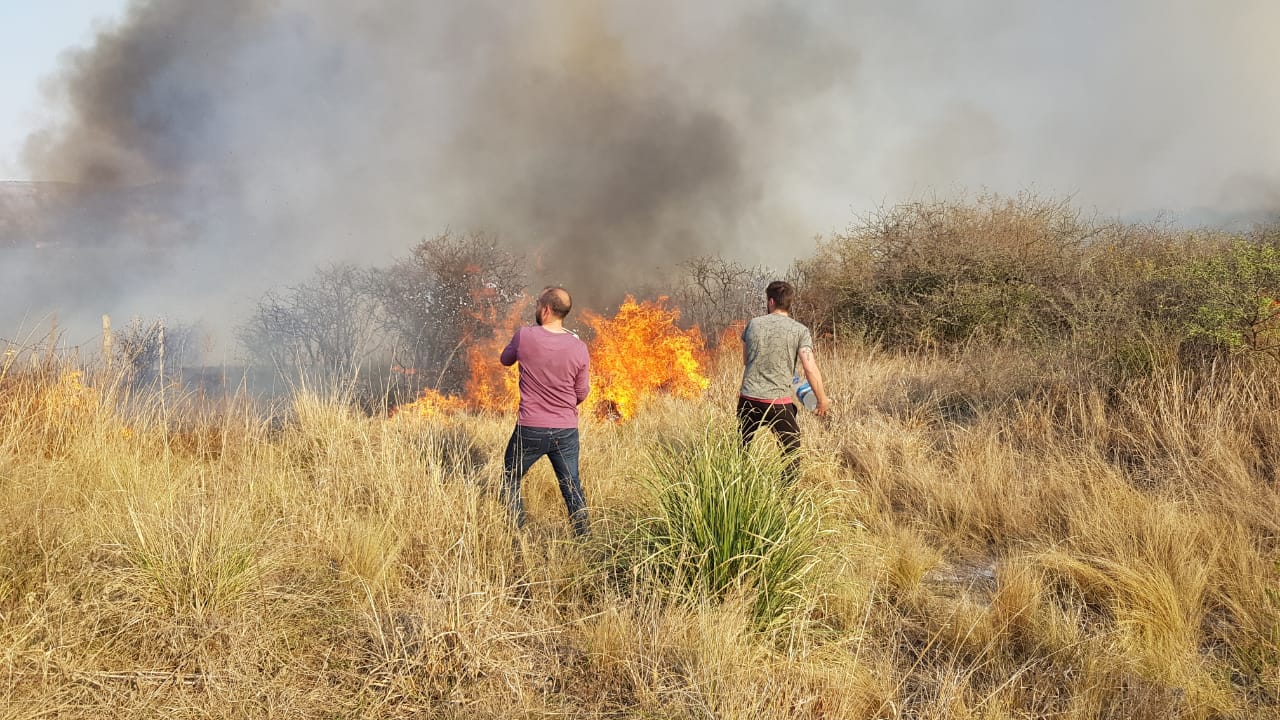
left=22, top=1, right=272, bottom=186
left=10, top=1, right=1280, bottom=350
left=9, top=0, right=855, bottom=346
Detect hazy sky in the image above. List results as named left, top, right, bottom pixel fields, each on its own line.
left=0, top=1, right=129, bottom=177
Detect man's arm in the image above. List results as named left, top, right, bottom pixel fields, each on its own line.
left=500, top=329, right=520, bottom=366
left=798, top=347, right=831, bottom=417
left=574, top=354, right=591, bottom=406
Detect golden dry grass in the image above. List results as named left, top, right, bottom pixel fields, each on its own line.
left=1, top=344, right=1277, bottom=719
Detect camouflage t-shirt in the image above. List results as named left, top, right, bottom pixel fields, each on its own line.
left=739, top=313, right=814, bottom=401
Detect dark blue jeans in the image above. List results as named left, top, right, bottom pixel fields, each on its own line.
left=501, top=425, right=589, bottom=536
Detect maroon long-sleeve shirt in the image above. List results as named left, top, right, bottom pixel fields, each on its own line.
left=500, top=326, right=591, bottom=428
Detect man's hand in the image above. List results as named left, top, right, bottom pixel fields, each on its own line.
left=814, top=395, right=832, bottom=418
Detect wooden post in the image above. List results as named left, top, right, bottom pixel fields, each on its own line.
left=157, top=319, right=168, bottom=425
left=102, top=315, right=113, bottom=373
left=157, top=319, right=165, bottom=383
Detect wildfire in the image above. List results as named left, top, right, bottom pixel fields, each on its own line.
left=585, top=296, right=709, bottom=421
left=463, top=298, right=526, bottom=413
left=390, top=386, right=468, bottom=419
left=392, top=295, right=710, bottom=423
left=389, top=287, right=525, bottom=421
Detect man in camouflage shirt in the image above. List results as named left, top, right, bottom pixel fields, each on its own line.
left=738, top=280, right=831, bottom=483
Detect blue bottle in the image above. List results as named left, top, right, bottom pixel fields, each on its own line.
left=792, top=375, right=817, bottom=412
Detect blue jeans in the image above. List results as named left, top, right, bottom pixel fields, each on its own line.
left=501, top=425, right=589, bottom=536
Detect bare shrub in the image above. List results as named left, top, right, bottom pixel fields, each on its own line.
left=238, top=263, right=384, bottom=384
left=113, top=317, right=198, bottom=386
left=375, top=231, right=525, bottom=394
left=672, top=255, right=773, bottom=344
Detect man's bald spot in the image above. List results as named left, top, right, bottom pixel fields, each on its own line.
left=539, top=286, right=572, bottom=319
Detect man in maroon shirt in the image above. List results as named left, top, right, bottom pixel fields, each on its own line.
left=499, top=286, right=592, bottom=536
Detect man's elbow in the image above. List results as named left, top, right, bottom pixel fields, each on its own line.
left=799, top=353, right=822, bottom=378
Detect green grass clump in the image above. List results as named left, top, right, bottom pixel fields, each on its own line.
left=627, top=430, right=825, bottom=628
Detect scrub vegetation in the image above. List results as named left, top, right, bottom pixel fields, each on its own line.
left=3, top=194, right=1279, bottom=718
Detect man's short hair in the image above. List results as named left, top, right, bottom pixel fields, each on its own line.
left=766, top=280, right=795, bottom=312
left=539, top=286, right=572, bottom=319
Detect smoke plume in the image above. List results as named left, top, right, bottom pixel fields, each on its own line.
left=8, top=0, right=853, bottom=346
left=6, top=0, right=1280, bottom=348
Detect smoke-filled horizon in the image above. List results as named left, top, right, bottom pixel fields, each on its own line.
left=4, top=0, right=1280, bottom=352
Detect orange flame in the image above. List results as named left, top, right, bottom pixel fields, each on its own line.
left=392, top=295, right=709, bottom=423
left=714, top=321, right=745, bottom=364
left=389, top=386, right=467, bottom=419
left=584, top=296, right=709, bottom=421
left=391, top=295, right=524, bottom=420
left=463, top=298, right=526, bottom=413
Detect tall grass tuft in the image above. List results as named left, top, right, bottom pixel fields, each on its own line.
left=627, top=429, right=825, bottom=628
left=118, top=499, right=266, bottom=625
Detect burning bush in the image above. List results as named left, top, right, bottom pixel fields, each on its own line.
left=392, top=295, right=711, bottom=423
left=585, top=296, right=709, bottom=421
left=462, top=298, right=528, bottom=413
left=389, top=298, right=527, bottom=421
left=389, top=386, right=469, bottom=420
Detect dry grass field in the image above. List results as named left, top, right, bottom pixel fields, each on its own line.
left=1, top=342, right=1278, bottom=718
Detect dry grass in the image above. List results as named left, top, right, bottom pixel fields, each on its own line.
left=1, top=344, right=1278, bottom=718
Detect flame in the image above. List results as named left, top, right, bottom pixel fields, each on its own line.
left=463, top=298, right=526, bottom=413
left=584, top=296, right=709, bottom=421
left=391, top=295, right=709, bottom=423
left=389, top=386, right=468, bottom=420
left=714, top=321, right=745, bottom=365
left=391, top=298, right=524, bottom=421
